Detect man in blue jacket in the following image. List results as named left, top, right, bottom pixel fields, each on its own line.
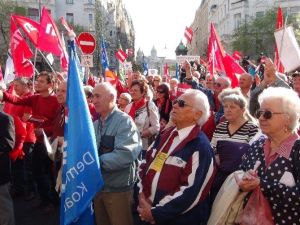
left=92, top=82, right=142, bottom=225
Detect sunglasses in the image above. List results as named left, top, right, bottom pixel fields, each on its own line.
left=256, top=110, right=285, bottom=119
left=214, top=83, right=222, bottom=87
left=173, top=99, right=192, bottom=108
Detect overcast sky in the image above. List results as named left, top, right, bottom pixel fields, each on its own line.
left=122, top=0, right=201, bottom=59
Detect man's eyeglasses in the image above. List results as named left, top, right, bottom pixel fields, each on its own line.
left=173, top=99, right=192, bottom=108
left=256, top=110, right=285, bottom=120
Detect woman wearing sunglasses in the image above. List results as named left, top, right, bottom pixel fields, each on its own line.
left=236, top=87, right=300, bottom=225
left=210, top=89, right=259, bottom=203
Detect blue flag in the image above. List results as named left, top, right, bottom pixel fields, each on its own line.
left=142, top=56, right=148, bottom=76
left=175, top=63, right=179, bottom=80
left=60, top=40, right=103, bottom=225
left=100, top=38, right=109, bottom=75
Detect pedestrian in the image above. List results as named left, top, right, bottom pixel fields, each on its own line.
left=137, top=89, right=216, bottom=225
left=92, top=82, right=142, bottom=225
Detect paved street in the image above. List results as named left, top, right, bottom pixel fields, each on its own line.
left=14, top=197, right=59, bottom=225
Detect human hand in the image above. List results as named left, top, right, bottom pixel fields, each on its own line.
left=141, top=129, right=151, bottom=138
left=235, top=171, right=260, bottom=192
left=22, top=113, right=32, bottom=122
left=138, top=193, right=155, bottom=224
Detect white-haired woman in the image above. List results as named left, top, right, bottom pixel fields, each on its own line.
left=210, top=89, right=260, bottom=202
left=117, top=92, right=132, bottom=111
left=236, top=87, right=300, bottom=225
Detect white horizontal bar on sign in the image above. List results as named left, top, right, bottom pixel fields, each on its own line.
left=79, top=41, right=94, bottom=46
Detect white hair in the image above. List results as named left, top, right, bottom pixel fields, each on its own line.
left=218, top=76, right=232, bottom=87
left=258, top=87, right=300, bottom=132
left=170, top=78, right=179, bottom=84
left=120, top=92, right=132, bottom=103
left=184, top=89, right=210, bottom=126
left=95, top=82, right=117, bottom=102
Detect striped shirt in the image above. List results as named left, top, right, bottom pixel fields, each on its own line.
left=211, top=120, right=259, bottom=153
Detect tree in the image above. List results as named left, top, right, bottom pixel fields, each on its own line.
left=231, top=8, right=300, bottom=59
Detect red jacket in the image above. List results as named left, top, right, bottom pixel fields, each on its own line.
left=9, top=116, right=26, bottom=161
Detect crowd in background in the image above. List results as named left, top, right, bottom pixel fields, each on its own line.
left=0, top=55, right=300, bottom=225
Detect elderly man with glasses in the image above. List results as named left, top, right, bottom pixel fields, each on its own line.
left=137, top=89, right=216, bottom=225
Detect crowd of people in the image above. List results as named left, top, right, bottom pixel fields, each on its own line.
left=0, top=56, right=300, bottom=225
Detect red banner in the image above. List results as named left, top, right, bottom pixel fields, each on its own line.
left=12, top=15, right=40, bottom=46
left=38, top=7, right=63, bottom=56
left=10, top=17, right=34, bottom=77
left=184, top=27, right=193, bottom=43
left=274, top=7, right=285, bottom=73
left=115, top=48, right=127, bottom=63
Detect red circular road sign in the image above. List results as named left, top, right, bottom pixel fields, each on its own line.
left=77, top=32, right=96, bottom=54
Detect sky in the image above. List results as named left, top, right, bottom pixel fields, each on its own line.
left=122, top=0, right=201, bottom=59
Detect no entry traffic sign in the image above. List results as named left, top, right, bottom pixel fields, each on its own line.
left=77, top=32, right=96, bottom=54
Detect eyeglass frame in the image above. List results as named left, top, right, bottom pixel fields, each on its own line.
left=173, top=99, right=193, bottom=108
left=256, top=110, right=286, bottom=120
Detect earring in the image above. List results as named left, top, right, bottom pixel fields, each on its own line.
left=284, top=126, right=288, bottom=133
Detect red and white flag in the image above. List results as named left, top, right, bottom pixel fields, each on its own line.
left=184, top=27, right=193, bottom=43
left=115, top=48, right=127, bottom=63
left=60, top=32, right=69, bottom=72
left=274, top=7, right=285, bottom=73
left=126, top=48, right=134, bottom=57
left=60, top=16, right=73, bottom=34
left=10, top=17, right=34, bottom=78
left=38, top=7, right=63, bottom=56
left=12, top=15, right=40, bottom=46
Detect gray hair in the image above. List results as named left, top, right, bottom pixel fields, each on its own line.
left=95, top=82, right=117, bottom=102
left=184, top=89, right=210, bottom=126
left=221, top=88, right=257, bottom=123
left=170, top=78, right=179, bottom=84
left=14, top=77, right=29, bottom=86
left=218, top=76, right=232, bottom=87
left=258, top=87, right=300, bottom=132
left=120, top=92, right=132, bottom=103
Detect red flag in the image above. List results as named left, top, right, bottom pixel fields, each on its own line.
left=60, top=32, right=68, bottom=72
left=12, top=15, right=40, bottom=46
left=10, top=17, right=34, bottom=78
left=207, top=23, right=245, bottom=87
left=126, top=48, right=134, bottom=57
left=115, top=48, right=127, bottom=63
left=184, top=27, right=193, bottom=43
left=274, top=7, right=285, bottom=73
left=232, top=51, right=243, bottom=61
left=207, top=23, right=225, bottom=75
left=223, top=54, right=245, bottom=87
left=164, top=63, right=169, bottom=76
left=38, top=7, right=63, bottom=56
left=60, top=17, right=72, bottom=34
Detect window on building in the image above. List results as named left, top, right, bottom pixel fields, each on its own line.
left=66, top=0, right=74, bottom=4
left=88, top=0, right=93, bottom=3
left=66, top=13, right=74, bottom=24
left=28, top=8, right=39, bottom=21
left=110, top=30, right=113, bottom=36
left=88, top=14, right=93, bottom=25
left=256, top=11, right=264, bottom=18
left=234, top=13, right=241, bottom=29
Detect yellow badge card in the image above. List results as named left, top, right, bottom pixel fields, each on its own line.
left=150, top=152, right=168, bottom=172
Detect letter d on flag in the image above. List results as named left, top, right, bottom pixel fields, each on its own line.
left=60, top=40, right=103, bottom=225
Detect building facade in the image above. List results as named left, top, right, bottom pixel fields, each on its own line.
left=188, top=0, right=300, bottom=55
left=11, top=0, right=135, bottom=73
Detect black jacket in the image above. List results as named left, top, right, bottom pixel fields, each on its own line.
left=0, top=112, right=15, bottom=185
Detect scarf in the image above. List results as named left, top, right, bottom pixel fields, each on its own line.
left=128, top=98, right=146, bottom=119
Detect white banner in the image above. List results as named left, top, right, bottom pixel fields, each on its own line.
left=81, top=54, right=93, bottom=68
left=176, top=55, right=200, bottom=64
left=123, top=62, right=132, bottom=72
left=274, top=26, right=300, bottom=72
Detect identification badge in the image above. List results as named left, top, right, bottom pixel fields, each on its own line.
left=150, top=152, right=168, bottom=172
